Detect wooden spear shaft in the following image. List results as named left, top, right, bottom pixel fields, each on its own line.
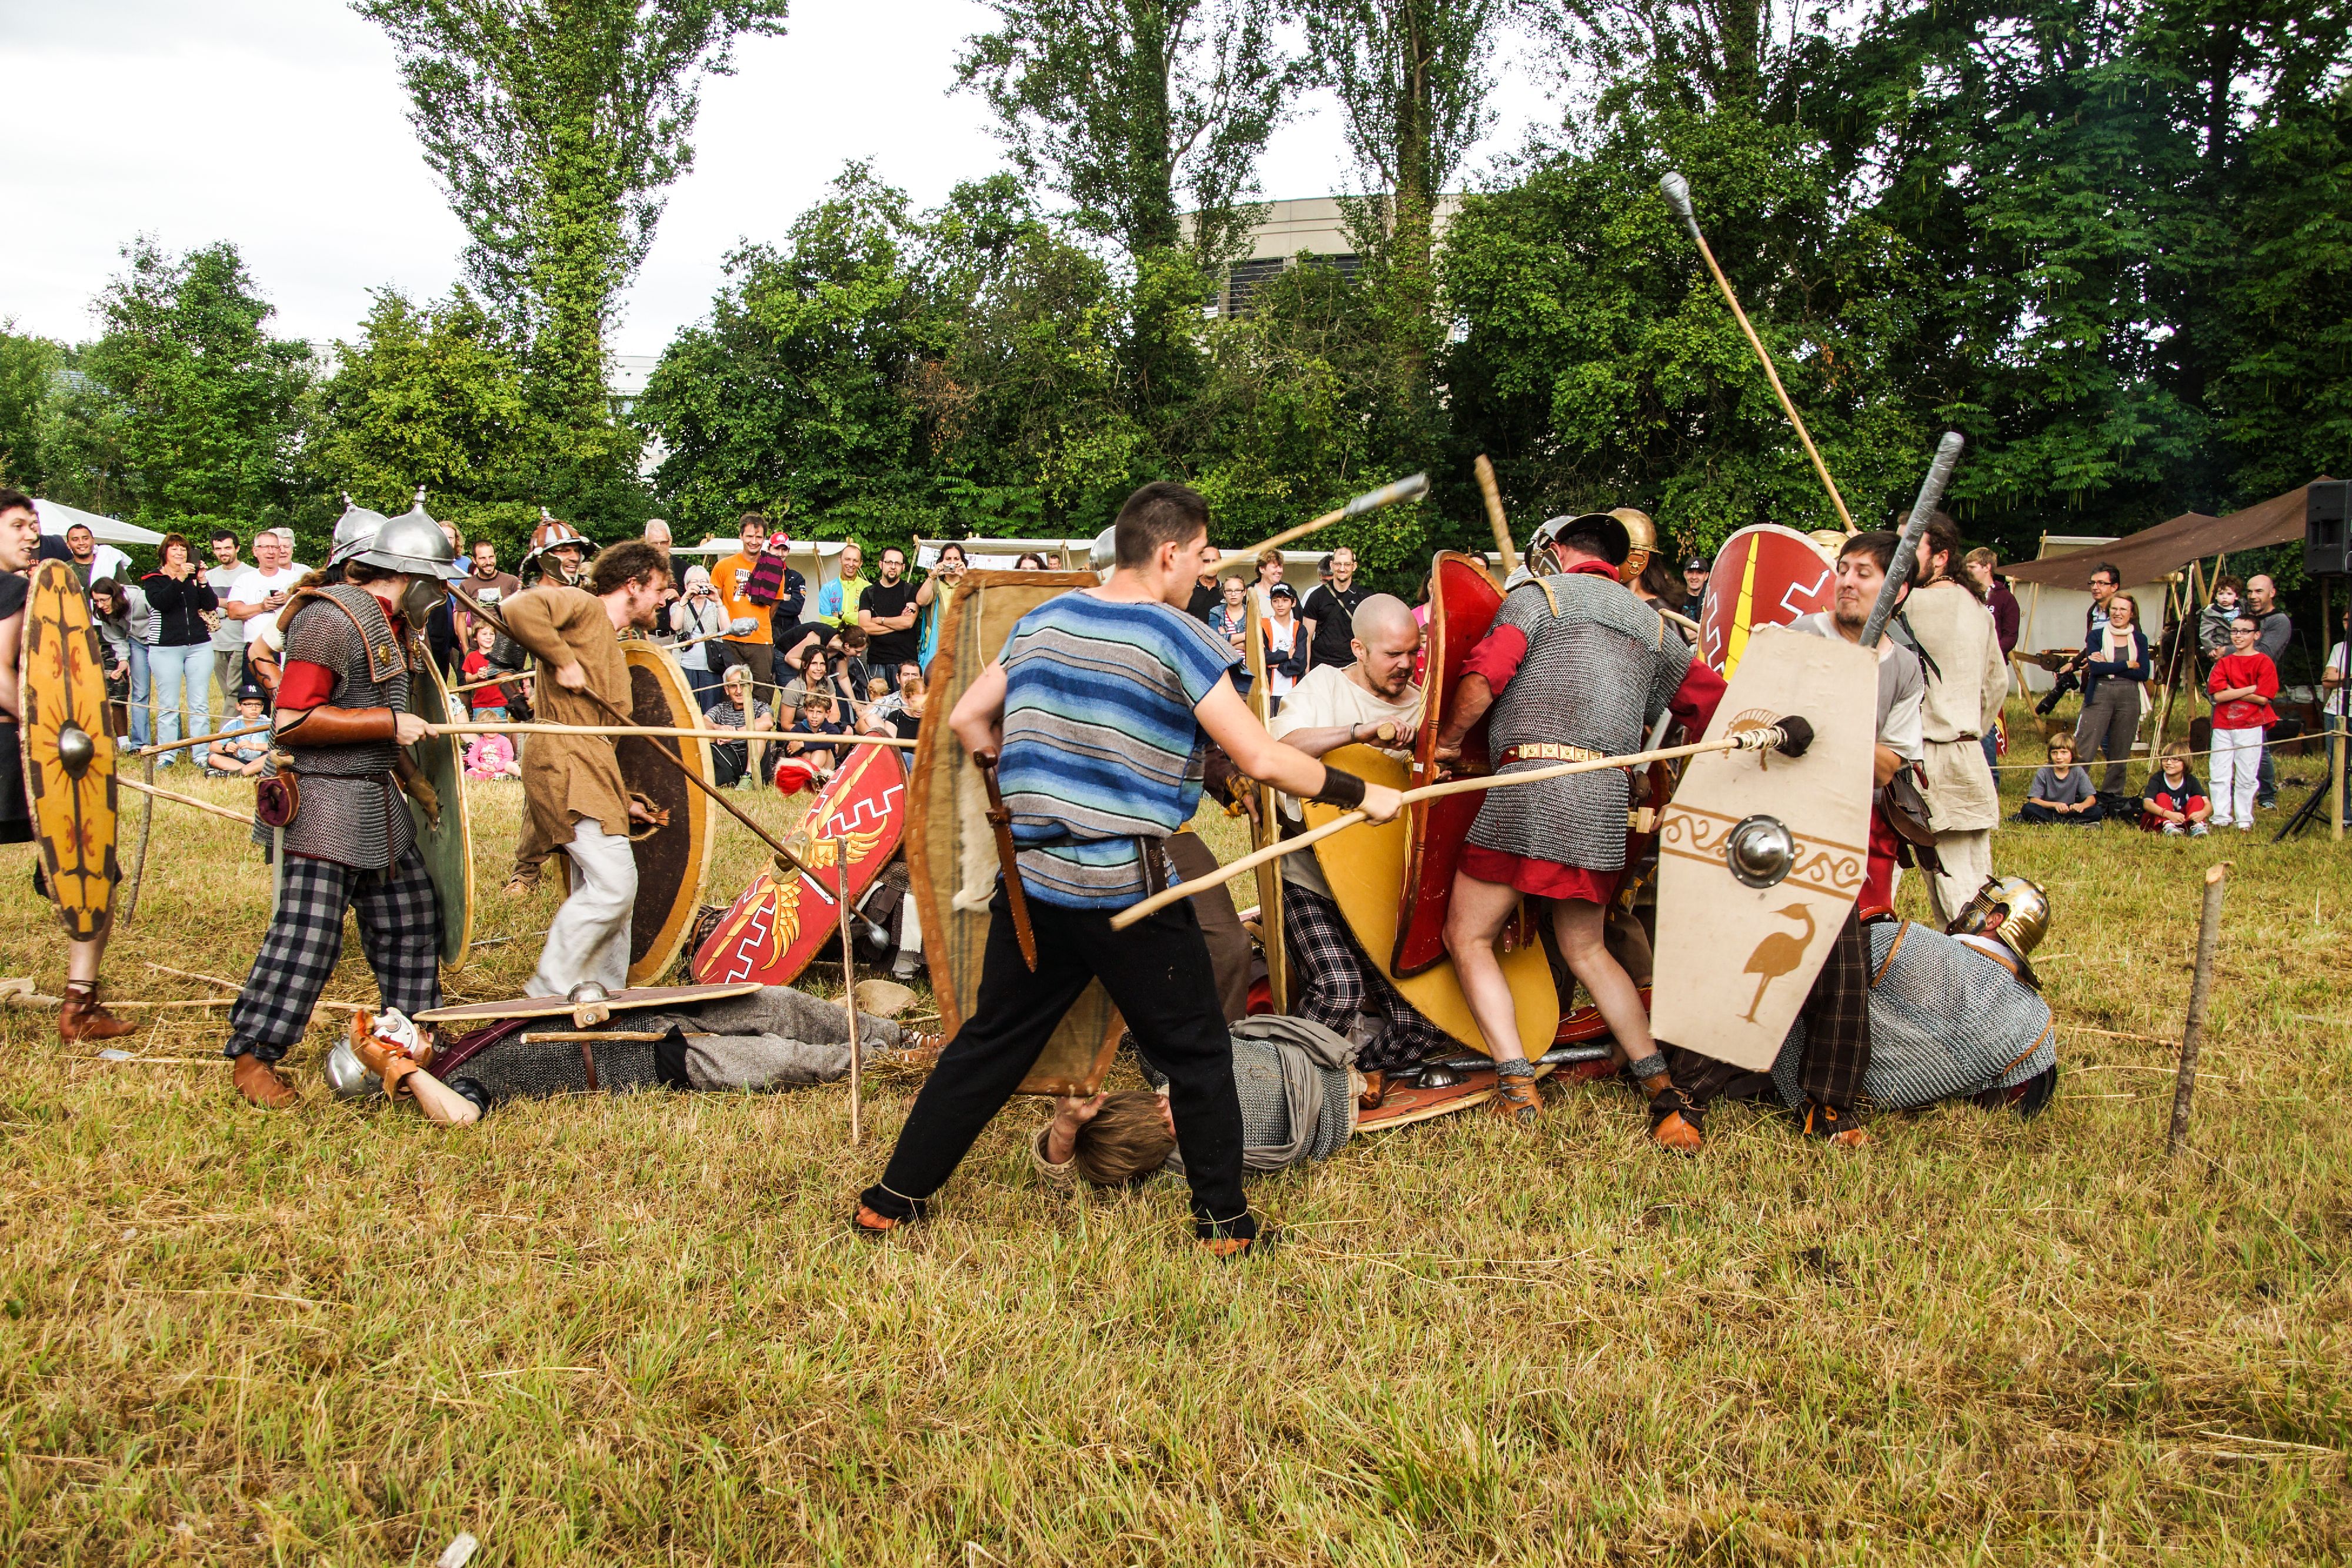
left=432, top=720, right=913, bottom=749
left=2167, top=862, right=2228, bottom=1157
left=1230, top=472, right=1430, bottom=560
left=118, top=776, right=251, bottom=827
left=835, top=832, right=861, bottom=1146
left=1109, top=726, right=1791, bottom=930
left=1660, top=172, right=1857, bottom=535
left=1473, top=455, right=1517, bottom=576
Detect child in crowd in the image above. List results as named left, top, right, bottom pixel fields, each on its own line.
left=2139, top=740, right=2211, bottom=835
left=2207, top=612, right=2279, bottom=830
left=2019, top=736, right=2101, bottom=824
left=773, top=692, right=852, bottom=795
left=465, top=733, right=522, bottom=780
left=460, top=623, right=516, bottom=723
left=203, top=685, right=275, bottom=777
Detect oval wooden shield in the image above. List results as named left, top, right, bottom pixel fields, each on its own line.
left=1241, top=593, right=1287, bottom=1012
left=1696, top=525, right=1834, bottom=678
left=620, top=643, right=716, bottom=986
left=903, top=569, right=1125, bottom=1098
left=1307, top=745, right=1557, bottom=1060
left=1394, top=552, right=1504, bottom=978
left=21, top=561, right=118, bottom=942
left=406, top=662, right=473, bottom=965
left=690, top=740, right=906, bottom=988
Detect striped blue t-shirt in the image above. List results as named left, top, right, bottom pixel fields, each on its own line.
left=997, top=592, right=1242, bottom=908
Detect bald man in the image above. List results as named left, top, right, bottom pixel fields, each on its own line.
left=1269, top=595, right=1454, bottom=1106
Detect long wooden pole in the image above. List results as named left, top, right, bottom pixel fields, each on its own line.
left=1230, top=472, right=1430, bottom=561
left=1661, top=174, right=1857, bottom=535
left=835, top=833, right=861, bottom=1146
left=1109, top=726, right=1790, bottom=930
left=1472, top=455, right=1517, bottom=576
left=433, top=720, right=913, bottom=749
left=118, top=775, right=251, bottom=828
left=2167, top=863, right=2227, bottom=1157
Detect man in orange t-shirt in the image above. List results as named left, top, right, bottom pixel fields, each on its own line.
left=708, top=512, right=776, bottom=704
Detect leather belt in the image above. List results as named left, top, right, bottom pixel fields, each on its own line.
left=1496, top=743, right=1604, bottom=766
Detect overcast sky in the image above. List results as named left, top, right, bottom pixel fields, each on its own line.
left=2, top=1, right=1569, bottom=360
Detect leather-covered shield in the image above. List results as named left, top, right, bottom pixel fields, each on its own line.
left=690, top=740, right=906, bottom=988
left=1697, top=524, right=1834, bottom=677
left=903, top=568, right=1123, bottom=1097
left=406, top=662, right=472, bottom=964
left=21, top=561, right=118, bottom=941
left=1395, top=552, right=1504, bottom=977
left=1305, top=745, right=1557, bottom=1059
left=1651, top=626, right=1874, bottom=1069
left=1241, top=592, right=1287, bottom=1011
left=620, top=642, right=715, bottom=986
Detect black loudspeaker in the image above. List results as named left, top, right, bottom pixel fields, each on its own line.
left=2308, top=479, right=2352, bottom=576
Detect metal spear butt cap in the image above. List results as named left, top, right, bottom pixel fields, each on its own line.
left=1659, top=171, right=1703, bottom=239
left=1343, top=472, right=1430, bottom=518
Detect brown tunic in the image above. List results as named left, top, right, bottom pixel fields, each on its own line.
left=501, top=585, right=630, bottom=846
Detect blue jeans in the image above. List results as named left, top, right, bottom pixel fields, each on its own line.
left=146, top=642, right=211, bottom=765
left=127, top=640, right=151, bottom=748
left=1980, top=732, right=1999, bottom=771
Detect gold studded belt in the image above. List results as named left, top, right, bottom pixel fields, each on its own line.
left=1496, top=743, right=1605, bottom=766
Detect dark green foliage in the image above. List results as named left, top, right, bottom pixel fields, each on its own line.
left=0, top=327, right=64, bottom=494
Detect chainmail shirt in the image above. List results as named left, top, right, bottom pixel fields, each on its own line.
left=1472, top=572, right=1692, bottom=870
left=1771, top=920, right=2056, bottom=1110
left=279, top=585, right=415, bottom=870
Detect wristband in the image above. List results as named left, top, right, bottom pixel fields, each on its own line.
left=1312, top=765, right=1368, bottom=809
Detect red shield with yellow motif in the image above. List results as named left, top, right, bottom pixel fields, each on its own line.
left=689, top=743, right=907, bottom=987
left=1696, top=525, right=1834, bottom=678
left=1393, top=552, right=1504, bottom=978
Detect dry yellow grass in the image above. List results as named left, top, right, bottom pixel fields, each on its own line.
left=0, top=720, right=2346, bottom=1564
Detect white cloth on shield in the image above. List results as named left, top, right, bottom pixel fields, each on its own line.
left=527, top=819, right=639, bottom=997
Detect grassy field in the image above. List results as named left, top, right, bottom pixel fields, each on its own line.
left=1, top=709, right=2347, bottom=1564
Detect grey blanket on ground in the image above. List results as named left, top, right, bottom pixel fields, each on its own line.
left=632, top=986, right=907, bottom=1092
left=1151, top=1013, right=1358, bottom=1175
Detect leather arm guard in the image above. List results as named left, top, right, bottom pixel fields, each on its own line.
left=273, top=705, right=397, bottom=747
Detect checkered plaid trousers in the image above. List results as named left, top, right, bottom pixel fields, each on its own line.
left=225, top=849, right=441, bottom=1062
left=1791, top=903, right=1872, bottom=1110
left=1282, top=882, right=1455, bottom=1073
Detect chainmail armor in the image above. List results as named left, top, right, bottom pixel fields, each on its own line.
left=1772, top=920, right=2056, bottom=1110
left=278, top=585, right=416, bottom=870
left=1472, top=573, right=1692, bottom=870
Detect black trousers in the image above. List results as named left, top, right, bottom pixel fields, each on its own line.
left=1666, top=902, right=1873, bottom=1116
left=861, top=882, right=1255, bottom=1239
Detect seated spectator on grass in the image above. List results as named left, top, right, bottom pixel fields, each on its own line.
left=773, top=692, right=852, bottom=795
left=704, top=664, right=775, bottom=788
left=203, top=685, right=275, bottom=777
left=2019, top=737, right=2101, bottom=824
left=2139, top=741, right=2211, bottom=836
left=464, top=733, right=523, bottom=781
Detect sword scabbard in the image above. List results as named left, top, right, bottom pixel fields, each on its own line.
left=976, top=754, right=1039, bottom=970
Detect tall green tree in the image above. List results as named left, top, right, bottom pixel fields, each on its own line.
left=355, top=0, right=787, bottom=440
left=958, top=0, right=1295, bottom=266
left=0, top=325, right=65, bottom=493
left=39, top=239, right=312, bottom=533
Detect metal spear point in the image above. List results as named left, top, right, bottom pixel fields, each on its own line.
left=1858, top=431, right=1966, bottom=650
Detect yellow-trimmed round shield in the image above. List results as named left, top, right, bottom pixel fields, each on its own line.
left=21, top=561, right=119, bottom=940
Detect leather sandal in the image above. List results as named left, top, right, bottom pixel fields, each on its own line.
left=850, top=1203, right=906, bottom=1240
left=1487, top=1063, right=1542, bottom=1125
left=1200, top=1224, right=1279, bottom=1260
left=1647, top=1086, right=1705, bottom=1152
left=58, top=983, right=136, bottom=1044
left=1800, top=1097, right=1871, bottom=1147
left=232, top=1053, right=299, bottom=1110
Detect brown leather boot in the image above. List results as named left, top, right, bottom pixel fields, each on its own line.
left=232, top=1053, right=299, bottom=1109
left=57, top=983, right=136, bottom=1043
left=1357, top=1069, right=1389, bottom=1111
left=1486, top=1062, right=1542, bottom=1125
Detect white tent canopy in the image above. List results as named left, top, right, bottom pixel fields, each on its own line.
left=31, top=498, right=166, bottom=547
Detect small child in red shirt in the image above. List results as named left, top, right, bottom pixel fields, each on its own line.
left=2207, top=614, right=2278, bottom=829
left=2139, top=740, right=2211, bottom=835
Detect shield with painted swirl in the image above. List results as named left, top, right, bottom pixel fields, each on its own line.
left=20, top=561, right=119, bottom=940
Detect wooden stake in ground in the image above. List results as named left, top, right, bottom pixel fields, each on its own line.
left=836, top=833, right=860, bottom=1146
left=2168, top=863, right=2228, bottom=1157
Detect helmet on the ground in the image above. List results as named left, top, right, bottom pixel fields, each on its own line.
left=1951, top=875, right=2050, bottom=961
left=352, top=488, right=462, bottom=581
left=322, top=1037, right=375, bottom=1100
left=326, top=493, right=392, bottom=570
left=524, top=510, right=593, bottom=571
left=1610, top=508, right=1656, bottom=585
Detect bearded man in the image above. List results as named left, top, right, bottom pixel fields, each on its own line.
left=1433, top=512, right=1727, bottom=1143
left=500, top=541, right=670, bottom=996
left=1900, top=513, right=2009, bottom=923
left=1269, top=593, right=1453, bottom=1106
